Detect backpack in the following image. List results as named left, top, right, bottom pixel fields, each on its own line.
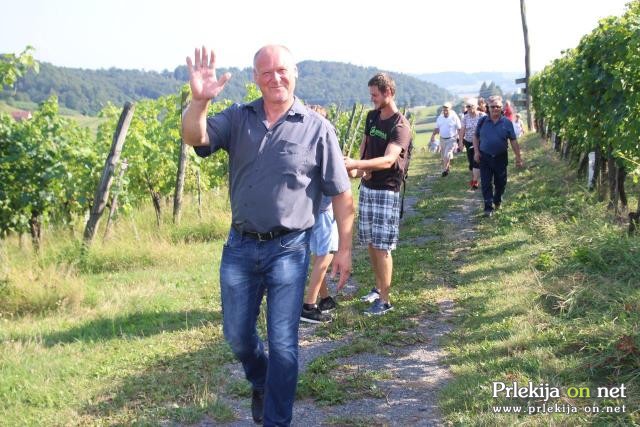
left=397, top=116, right=413, bottom=219
left=363, top=110, right=414, bottom=218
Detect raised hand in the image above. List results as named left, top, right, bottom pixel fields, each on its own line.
left=186, top=46, right=232, bottom=102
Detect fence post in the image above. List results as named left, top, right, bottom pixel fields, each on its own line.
left=83, top=102, right=135, bottom=245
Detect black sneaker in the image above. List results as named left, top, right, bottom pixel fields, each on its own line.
left=251, top=389, right=264, bottom=424
left=300, top=306, right=332, bottom=324
left=441, top=169, right=449, bottom=177
left=318, top=296, right=337, bottom=313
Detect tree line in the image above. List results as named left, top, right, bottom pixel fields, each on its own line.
left=1, top=60, right=452, bottom=115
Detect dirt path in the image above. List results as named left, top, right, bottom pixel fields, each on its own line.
left=200, top=170, right=482, bottom=426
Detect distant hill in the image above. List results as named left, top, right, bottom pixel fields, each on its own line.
left=1, top=61, right=452, bottom=115
left=412, top=71, right=524, bottom=97
left=295, top=61, right=451, bottom=107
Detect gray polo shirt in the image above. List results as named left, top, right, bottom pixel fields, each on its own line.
left=194, top=97, right=350, bottom=233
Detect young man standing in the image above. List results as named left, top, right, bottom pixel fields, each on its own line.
left=344, top=73, right=411, bottom=316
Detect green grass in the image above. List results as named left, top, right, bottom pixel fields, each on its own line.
left=1, top=115, right=639, bottom=425
left=0, top=120, right=454, bottom=425
left=410, top=105, right=438, bottom=149
left=438, top=134, right=640, bottom=425
left=0, top=193, right=236, bottom=425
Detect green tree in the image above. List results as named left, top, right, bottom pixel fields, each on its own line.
left=0, top=46, right=38, bottom=91
left=530, top=1, right=640, bottom=206
left=0, top=96, right=96, bottom=247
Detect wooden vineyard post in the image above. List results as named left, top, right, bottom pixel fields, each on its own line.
left=342, top=104, right=357, bottom=155
left=103, top=159, right=129, bottom=240
left=173, top=88, right=190, bottom=224
left=346, top=105, right=365, bottom=158
left=520, top=0, right=534, bottom=131
left=83, top=102, right=135, bottom=245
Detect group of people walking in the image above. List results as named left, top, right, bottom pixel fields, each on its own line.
left=432, top=96, right=524, bottom=216
left=182, top=43, right=524, bottom=425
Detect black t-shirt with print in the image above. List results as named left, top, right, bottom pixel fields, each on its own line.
left=361, top=110, right=412, bottom=192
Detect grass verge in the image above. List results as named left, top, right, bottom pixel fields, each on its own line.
left=440, top=134, right=640, bottom=425
left=3, top=130, right=637, bottom=425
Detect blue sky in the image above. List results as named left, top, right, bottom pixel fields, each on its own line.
left=1, top=0, right=631, bottom=74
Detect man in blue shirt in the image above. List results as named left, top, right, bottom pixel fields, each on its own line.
left=473, top=96, right=523, bottom=217
left=182, top=45, right=354, bottom=426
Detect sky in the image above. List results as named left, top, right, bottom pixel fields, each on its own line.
left=1, top=0, right=632, bottom=75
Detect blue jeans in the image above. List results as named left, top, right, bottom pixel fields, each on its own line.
left=220, top=227, right=310, bottom=426
left=480, top=151, right=508, bottom=211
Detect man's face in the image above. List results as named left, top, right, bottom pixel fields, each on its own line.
left=489, top=102, right=503, bottom=119
left=369, top=86, right=392, bottom=110
left=253, top=47, right=297, bottom=105
left=442, top=107, right=450, bottom=118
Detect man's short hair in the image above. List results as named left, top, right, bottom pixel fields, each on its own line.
left=488, top=95, right=503, bottom=105
left=253, top=45, right=294, bottom=69
left=368, top=73, right=396, bottom=96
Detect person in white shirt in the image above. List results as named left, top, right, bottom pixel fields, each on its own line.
left=513, top=113, right=525, bottom=138
left=430, top=102, right=461, bottom=176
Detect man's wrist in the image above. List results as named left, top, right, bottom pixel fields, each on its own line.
left=190, top=98, right=211, bottom=110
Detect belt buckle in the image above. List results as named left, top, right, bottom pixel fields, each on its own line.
left=257, top=231, right=272, bottom=242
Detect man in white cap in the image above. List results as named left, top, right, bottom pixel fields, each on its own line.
left=430, top=102, right=461, bottom=176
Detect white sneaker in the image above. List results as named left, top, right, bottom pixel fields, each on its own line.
left=360, top=288, right=380, bottom=303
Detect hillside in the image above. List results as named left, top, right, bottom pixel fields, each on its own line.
left=295, top=61, right=451, bottom=107
left=1, top=61, right=453, bottom=115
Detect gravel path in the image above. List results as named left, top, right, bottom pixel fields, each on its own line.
left=197, top=171, right=482, bottom=427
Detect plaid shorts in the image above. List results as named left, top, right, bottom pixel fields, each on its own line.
left=358, top=185, right=401, bottom=251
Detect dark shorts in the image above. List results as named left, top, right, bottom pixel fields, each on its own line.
left=464, top=139, right=480, bottom=170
